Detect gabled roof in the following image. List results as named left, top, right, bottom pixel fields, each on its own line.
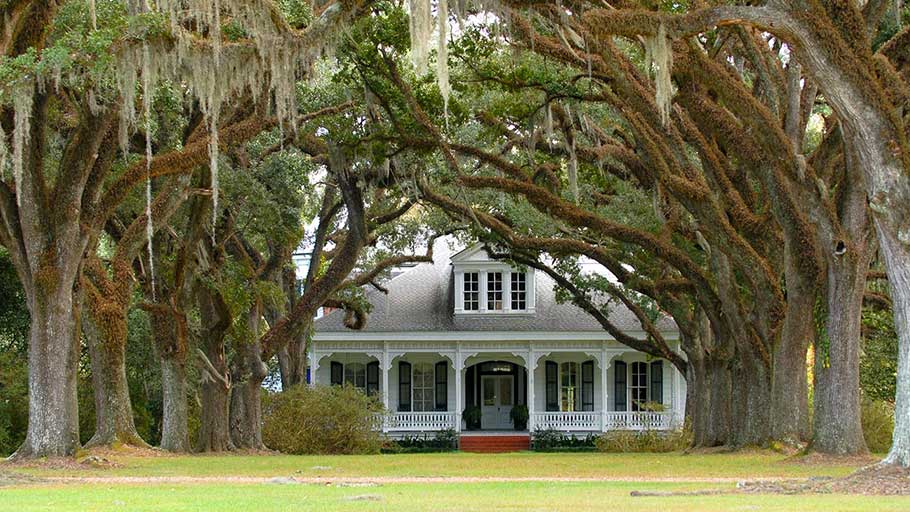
left=313, top=239, right=676, bottom=335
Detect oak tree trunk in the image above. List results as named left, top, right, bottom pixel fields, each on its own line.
left=730, top=357, right=772, bottom=447
left=229, top=304, right=268, bottom=450
left=13, top=277, right=82, bottom=458
left=82, top=308, right=146, bottom=448
left=196, top=287, right=233, bottom=453
left=771, top=253, right=814, bottom=445
left=881, top=224, right=910, bottom=467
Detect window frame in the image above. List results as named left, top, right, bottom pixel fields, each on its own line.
left=560, top=362, right=579, bottom=412
left=344, top=362, right=367, bottom=390
left=486, top=271, right=504, bottom=311
left=463, top=272, right=480, bottom=311
left=510, top=272, right=527, bottom=311
left=630, top=361, right=649, bottom=412
left=412, top=363, right=436, bottom=412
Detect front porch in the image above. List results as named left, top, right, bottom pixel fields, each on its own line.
left=311, top=339, right=686, bottom=435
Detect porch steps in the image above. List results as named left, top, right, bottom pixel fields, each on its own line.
left=459, top=434, right=530, bottom=453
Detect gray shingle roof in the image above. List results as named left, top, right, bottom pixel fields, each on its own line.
left=313, top=242, right=675, bottom=334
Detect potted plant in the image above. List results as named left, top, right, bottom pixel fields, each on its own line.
left=510, top=404, right=529, bottom=431
left=463, top=405, right=482, bottom=430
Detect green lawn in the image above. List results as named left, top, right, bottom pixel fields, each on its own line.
left=4, top=481, right=910, bottom=512
left=3, top=452, right=904, bottom=512
left=8, top=451, right=865, bottom=479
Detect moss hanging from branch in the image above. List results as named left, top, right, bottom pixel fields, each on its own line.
left=644, top=23, right=673, bottom=126
left=408, top=0, right=432, bottom=75
left=142, top=43, right=156, bottom=300
left=438, top=0, right=450, bottom=124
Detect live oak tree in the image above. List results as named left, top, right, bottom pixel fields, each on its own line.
left=346, top=1, right=897, bottom=453
left=0, top=0, right=363, bottom=458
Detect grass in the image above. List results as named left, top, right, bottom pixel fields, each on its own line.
left=8, top=451, right=863, bottom=479
left=3, top=451, right=906, bottom=511
left=4, top=481, right=910, bottom=512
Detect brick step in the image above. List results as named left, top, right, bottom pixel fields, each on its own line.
left=459, top=435, right=531, bottom=453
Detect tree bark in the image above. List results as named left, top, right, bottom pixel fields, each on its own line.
left=882, top=223, right=910, bottom=466
left=771, top=251, right=815, bottom=445
left=195, top=286, right=233, bottom=453
left=82, top=307, right=146, bottom=448
left=811, top=239, right=871, bottom=455
left=278, top=334, right=307, bottom=389
left=729, top=357, right=773, bottom=447
left=229, top=303, right=268, bottom=450
left=12, top=277, right=82, bottom=458
left=148, top=307, right=191, bottom=452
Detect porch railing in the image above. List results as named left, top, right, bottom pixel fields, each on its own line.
left=532, top=411, right=601, bottom=431
left=531, top=411, right=675, bottom=432
left=602, top=411, right=673, bottom=431
left=384, top=411, right=458, bottom=431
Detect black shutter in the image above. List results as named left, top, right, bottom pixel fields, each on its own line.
left=614, top=361, right=627, bottom=411
left=581, top=360, right=595, bottom=411
left=330, top=362, right=343, bottom=386
left=650, top=361, right=663, bottom=405
left=398, top=361, right=412, bottom=412
left=435, top=361, right=448, bottom=411
left=545, top=361, right=559, bottom=411
left=366, top=361, right=380, bottom=396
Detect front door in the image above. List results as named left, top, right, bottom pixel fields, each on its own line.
left=481, top=375, right=514, bottom=429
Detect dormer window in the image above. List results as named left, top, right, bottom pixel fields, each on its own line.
left=464, top=272, right=480, bottom=311
left=487, top=272, right=503, bottom=310
left=510, top=272, right=527, bottom=310
left=452, top=244, right=536, bottom=315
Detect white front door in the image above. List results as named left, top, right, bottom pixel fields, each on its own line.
left=481, top=375, right=514, bottom=429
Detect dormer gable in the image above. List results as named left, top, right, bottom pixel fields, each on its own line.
left=451, top=244, right=536, bottom=315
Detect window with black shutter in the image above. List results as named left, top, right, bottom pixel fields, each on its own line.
left=398, top=361, right=412, bottom=412
left=614, top=360, right=627, bottom=411
left=330, top=362, right=343, bottom=386
left=581, top=360, right=595, bottom=411
left=435, top=361, right=448, bottom=411
left=366, top=361, right=380, bottom=396
left=545, top=361, right=559, bottom=411
left=650, top=361, right=663, bottom=405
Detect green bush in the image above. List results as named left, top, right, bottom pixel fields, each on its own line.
left=382, top=428, right=458, bottom=453
left=595, top=427, right=691, bottom=453
left=862, top=397, right=894, bottom=454
left=531, top=427, right=596, bottom=452
left=262, top=385, right=386, bottom=455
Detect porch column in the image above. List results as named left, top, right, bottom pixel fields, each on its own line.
left=381, top=345, right=390, bottom=433
left=601, top=348, right=610, bottom=432
left=454, top=351, right=463, bottom=432
left=309, top=351, right=320, bottom=389
left=527, top=349, right=535, bottom=432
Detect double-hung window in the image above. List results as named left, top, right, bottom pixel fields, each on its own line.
left=463, top=272, right=480, bottom=311
left=510, top=272, right=527, bottom=310
left=487, top=272, right=503, bottom=310
left=630, top=362, right=648, bottom=411
left=560, top=362, right=579, bottom=412
left=344, top=363, right=366, bottom=390
left=412, top=363, right=435, bottom=412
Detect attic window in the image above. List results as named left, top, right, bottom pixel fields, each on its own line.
left=511, top=272, right=527, bottom=310
left=464, top=272, right=480, bottom=311
left=487, top=272, right=503, bottom=310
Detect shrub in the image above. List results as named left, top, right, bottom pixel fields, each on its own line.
left=595, top=427, right=691, bottom=453
left=382, top=428, right=458, bottom=453
left=510, top=405, right=529, bottom=431
left=263, top=384, right=386, bottom=455
left=531, top=427, right=596, bottom=452
left=861, top=397, right=894, bottom=454
left=463, top=405, right=482, bottom=430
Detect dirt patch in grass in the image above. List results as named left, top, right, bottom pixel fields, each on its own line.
left=786, top=452, right=879, bottom=467
left=738, top=465, right=910, bottom=496
left=0, top=471, right=45, bottom=487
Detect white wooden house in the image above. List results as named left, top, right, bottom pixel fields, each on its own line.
left=311, top=242, right=686, bottom=438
